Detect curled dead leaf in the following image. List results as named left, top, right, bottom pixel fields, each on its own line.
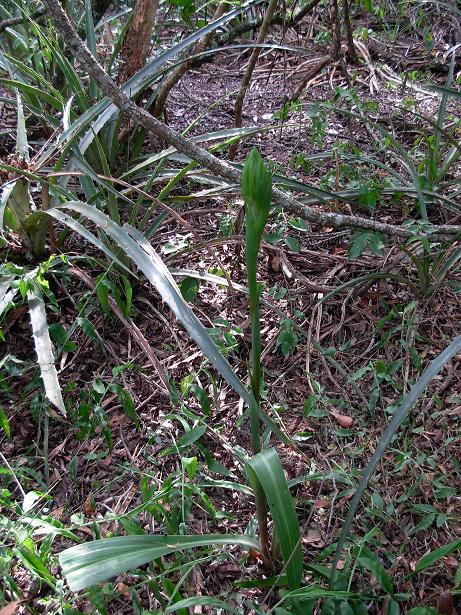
left=330, top=411, right=353, bottom=428
left=0, top=601, right=23, bottom=615
left=437, top=591, right=454, bottom=615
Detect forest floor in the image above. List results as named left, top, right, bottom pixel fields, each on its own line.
left=2, top=7, right=461, bottom=614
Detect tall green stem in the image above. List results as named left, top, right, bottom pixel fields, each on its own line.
left=246, top=241, right=262, bottom=455
left=242, top=147, right=272, bottom=566
left=246, top=241, right=271, bottom=565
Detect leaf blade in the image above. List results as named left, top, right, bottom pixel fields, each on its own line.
left=59, top=534, right=261, bottom=591
left=27, top=287, right=66, bottom=416
left=246, top=448, right=302, bottom=590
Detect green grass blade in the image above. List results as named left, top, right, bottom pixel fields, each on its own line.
left=27, top=286, right=66, bottom=416
left=414, top=539, right=461, bottom=574
left=331, top=333, right=461, bottom=587
left=246, top=448, right=302, bottom=589
left=59, top=534, right=261, bottom=591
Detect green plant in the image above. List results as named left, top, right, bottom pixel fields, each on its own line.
left=52, top=149, right=301, bottom=594
left=0, top=481, right=79, bottom=606
left=331, top=333, right=461, bottom=589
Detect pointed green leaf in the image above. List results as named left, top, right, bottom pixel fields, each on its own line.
left=59, top=534, right=260, bottom=591
left=414, top=539, right=461, bottom=574
left=246, top=448, right=302, bottom=589
left=332, top=335, right=461, bottom=586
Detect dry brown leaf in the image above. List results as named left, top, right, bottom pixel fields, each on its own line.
left=0, top=601, right=23, bottom=615
left=84, top=494, right=95, bottom=515
left=330, top=411, right=353, bottom=428
left=115, top=582, right=131, bottom=599
left=314, top=498, right=330, bottom=509
left=302, top=529, right=325, bottom=548
left=437, top=591, right=454, bottom=615
left=443, top=556, right=459, bottom=568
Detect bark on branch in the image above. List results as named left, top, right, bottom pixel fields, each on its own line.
left=40, top=0, right=461, bottom=239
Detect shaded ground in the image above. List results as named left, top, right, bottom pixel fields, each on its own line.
left=1, top=6, right=461, bottom=614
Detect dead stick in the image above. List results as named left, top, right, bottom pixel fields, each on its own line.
left=228, top=0, right=279, bottom=160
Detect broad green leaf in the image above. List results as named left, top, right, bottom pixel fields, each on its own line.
left=27, top=287, right=66, bottom=416
left=14, top=545, right=56, bottom=588
left=409, top=513, right=436, bottom=535
left=246, top=448, right=302, bottom=590
left=0, top=181, right=16, bottom=231
left=59, top=534, right=261, bottom=591
left=76, top=317, right=98, bottom=341
left=175, top=425, right=206, bottom=449
left=182, top=456, right=198, bottom=480
left=3, top=179, right=30, bottom=228
left=357, top=552, right=393, bottom=595
left=180, top=277, right=199, bottom=301
left=349, top=230, right=373, bottom=259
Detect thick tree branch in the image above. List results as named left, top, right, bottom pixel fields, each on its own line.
left=41, top=0, right=461, bottom=239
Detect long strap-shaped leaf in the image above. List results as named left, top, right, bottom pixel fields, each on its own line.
left=27, top=285, right=66, bottom=416
left=50, top=203, right=292, bottom=444
left=60, top=534, right=260, bottom=591
left=331, top=333, right=461, bottom=586
left=52, top=201, right=253, bottom=406
left=246, top=448, right=302, bottom=590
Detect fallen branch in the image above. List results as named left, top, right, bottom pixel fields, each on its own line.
left=41, top=0, right=461, bottom=239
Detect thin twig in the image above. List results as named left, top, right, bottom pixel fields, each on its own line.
left=0, top=451, right=26, bottom=499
